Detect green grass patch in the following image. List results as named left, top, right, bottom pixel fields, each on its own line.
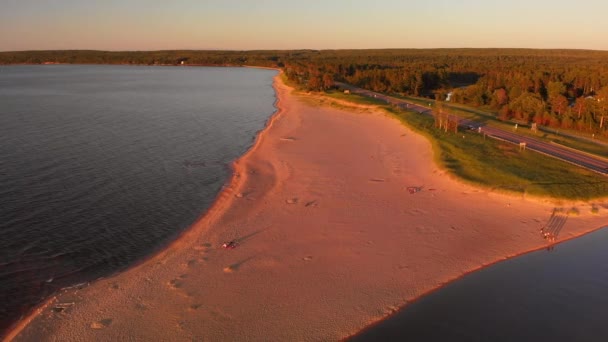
left=550, top=138, right=608, bottom=159
left=324, top=90, right=390, bottom=106
left=386, top=108, right=608, bottom=200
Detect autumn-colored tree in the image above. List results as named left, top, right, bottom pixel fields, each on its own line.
left=572, top=97, right=586, bottom=119
left=491, top=88, right=509, bottom=109
left=561, top=115, right=575, bottom=129
left=551, top=95, right=569, bottom=116
left=322, top=74, right=334, bottom=90
left=498, top=105, right=511, bottom=121
left=595, top=86, right=608, bottom=128
left=546, top=81, right=568, bottom=116
left=307, top=74, right=322, bottom=91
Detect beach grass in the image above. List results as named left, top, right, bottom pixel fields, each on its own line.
left=388, top=108, right=608, bottom=200
left=324, top=90, right=390, bottom=106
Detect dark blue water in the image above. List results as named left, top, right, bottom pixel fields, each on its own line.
left=349, top=227, right=608, bottom=342
left=0, top=65, right=277, bottom=333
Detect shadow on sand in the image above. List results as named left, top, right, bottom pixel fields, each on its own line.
left=540, top=209, right=568, bottom=244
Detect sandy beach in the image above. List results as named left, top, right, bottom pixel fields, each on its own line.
left=7, top=74, right=608, bottom=342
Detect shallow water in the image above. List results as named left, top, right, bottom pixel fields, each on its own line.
left=349, top=227, right=608, bottom=341
left=0, top=65, right=277, bottom=332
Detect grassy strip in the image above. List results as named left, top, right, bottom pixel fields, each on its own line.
left=388, top=108, right=608, bottom=200
left=551, top=138, right=608, bottom=160
left=324, top=90, right=390, bottom=106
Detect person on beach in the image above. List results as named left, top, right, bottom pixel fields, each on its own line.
left=222, top=240, right=238, bottom=249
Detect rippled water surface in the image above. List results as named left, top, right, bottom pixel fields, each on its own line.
left=350, top=227, right=608, bottom=342
left=0, top=65, right=277, bottom=332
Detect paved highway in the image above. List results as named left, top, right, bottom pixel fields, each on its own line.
left=336, top=82, right=608, bottom=175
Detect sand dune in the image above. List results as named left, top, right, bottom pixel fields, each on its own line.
left=8, top=74, right=608, bottom=342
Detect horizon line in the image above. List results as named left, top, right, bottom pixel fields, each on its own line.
left=2, top=47, right=608, bottom=53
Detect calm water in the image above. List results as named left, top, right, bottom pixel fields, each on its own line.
left=0, top=65, right=278, bottom=332
left=350, top=227, right=608, bottom=342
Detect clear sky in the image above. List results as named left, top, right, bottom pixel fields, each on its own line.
left=2, top=0, right=608, bottom=51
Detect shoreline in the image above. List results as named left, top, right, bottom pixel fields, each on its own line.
left=7, top=72, right=608, bottom=341
left=1, top=68, right=285, bottom=341
left=345, top=221, right=608, bottom=339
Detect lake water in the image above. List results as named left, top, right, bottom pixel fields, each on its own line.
left=349, top=228, right=608, bottom=342
left=0, top=65, right=278, bottom=333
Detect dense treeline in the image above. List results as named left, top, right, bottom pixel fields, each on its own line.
left=0, top=50, right=284, bottom=67
left=281, top=49, right=608, bottom=135
left=3, top=49, right=608, bottom=134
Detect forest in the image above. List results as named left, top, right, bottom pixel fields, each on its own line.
left=3, top=48, right=608, bottom=134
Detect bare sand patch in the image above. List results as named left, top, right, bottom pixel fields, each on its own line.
left=7, top=74, right=608, bottom=342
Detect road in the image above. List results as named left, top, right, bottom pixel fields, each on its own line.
left=336, top=82, right=608, bottom=175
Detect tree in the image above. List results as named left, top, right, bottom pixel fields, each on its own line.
left=498, top=105, right=511, bottom=121
left=551, top=95, right=569, bottom=116
left=594, top=86, right=608, bottom=130
left=509, top=85, right=523, bottom=101
left=491, top=88, right=509, bottom=109
left=572, top=97, right=586, bottom=119
left=322, top=74, right=334, bottom=90
left=547, top=81, right=566, bottom=100
left=510, top=92, right=544, bottom=123
left=307, top=74, right=322, bottom=91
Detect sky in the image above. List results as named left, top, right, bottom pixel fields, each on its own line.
left=2, top=0, right=608, bottom=51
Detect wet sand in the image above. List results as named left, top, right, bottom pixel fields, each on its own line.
left=7, top=74, right=608, bottom=341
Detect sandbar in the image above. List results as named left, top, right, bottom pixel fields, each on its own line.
left=7, top=74, right=608, bottom=341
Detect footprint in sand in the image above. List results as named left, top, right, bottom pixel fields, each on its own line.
left=408, top=208, right=429, bottom=215
left=90, top=318, right=113, bottom=330
left=305, top=200, right=318, bottom=207
left=135, top=302, right=148, bottom=311
left=168, top=278, right=185, bottom=289
left=189, top=304, right=203, bottom=311
left=223, top=257, right=254, bottom=273
left=210, top=309, right=232, bottom=321
left=193, top=243, right=212, bottom=251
